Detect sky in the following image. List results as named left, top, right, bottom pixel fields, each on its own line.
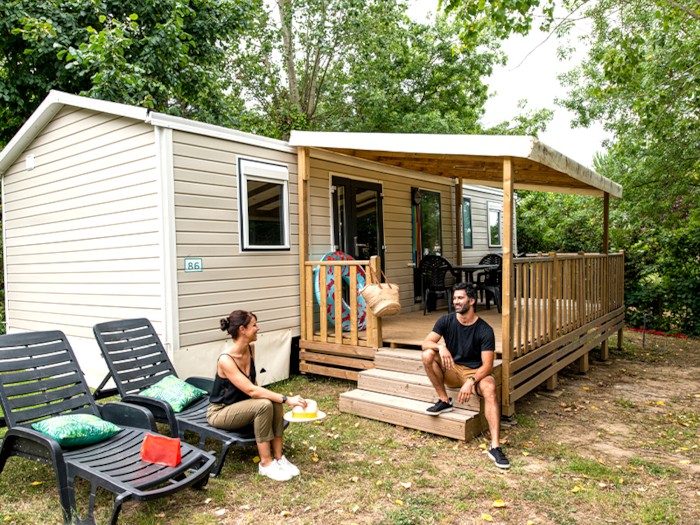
left=406, top=1, right=611, bottom=169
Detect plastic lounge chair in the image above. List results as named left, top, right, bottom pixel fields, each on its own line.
left=0, top=330, right=215, bottom=525
left=93, top=318, right=278, bottom=478
left=420, top=255, right=461, bottom=315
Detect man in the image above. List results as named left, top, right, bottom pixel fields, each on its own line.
left=421, top=282, right=510, bottom=469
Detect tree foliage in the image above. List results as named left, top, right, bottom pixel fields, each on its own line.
left=226, top=0, right=552, bottom=139
left=0, top=0, right=251, bottom=147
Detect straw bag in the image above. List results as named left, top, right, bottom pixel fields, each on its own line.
left=361, top=266, right=401, bottom=317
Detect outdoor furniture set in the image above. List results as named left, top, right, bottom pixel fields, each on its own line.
left=0, top=319, right=272, bottom=525
left=420, top=253, right=503, bottom=314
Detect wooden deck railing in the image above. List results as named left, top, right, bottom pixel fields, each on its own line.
left=503, top=251, right=625, bottom=409
left=303, top=255, right=383, bottom=349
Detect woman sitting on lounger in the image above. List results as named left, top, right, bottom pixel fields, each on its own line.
left=207, top=309, right=306, bottom=481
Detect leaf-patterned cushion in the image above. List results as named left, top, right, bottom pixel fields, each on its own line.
left=32, top=414, right=122, bottom=447
left=140, top=375, right=207, bottom=412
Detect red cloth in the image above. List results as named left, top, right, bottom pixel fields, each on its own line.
left=140, top=433, right=181, bottom=467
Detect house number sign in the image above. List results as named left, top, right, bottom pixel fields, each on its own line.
left=184, top=258, right=203, bottom=273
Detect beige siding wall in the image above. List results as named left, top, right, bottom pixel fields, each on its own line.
left=172, top=131, right=299, bottom=347
left=308, top=157, right=454, bottom=313
left=460, top=184, right=505, bottom=264
left=3, top=106, right=162, bottom=340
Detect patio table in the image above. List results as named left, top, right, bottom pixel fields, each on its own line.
left=452, top=263, right=499, bottom=284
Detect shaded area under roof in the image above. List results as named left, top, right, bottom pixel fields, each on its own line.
left=289, top=131, right=622, bottom=198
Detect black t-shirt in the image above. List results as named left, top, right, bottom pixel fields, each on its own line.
left=432, top=314, right=496, bottom=369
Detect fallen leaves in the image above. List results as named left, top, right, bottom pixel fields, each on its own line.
left=252, top=456, right=261, bottom=464
left=280, top=511, right=291, bottom=516
left=492, top=500, right=505, bottom=508
left=481, top=513, right=494, bottom=522
left=30, top=482, right=42, bottom=486
left=571, top=485, right=582, bottom=493
left=400, top=482, right=412, bottom=490
left=214, top=509, right=226, bottom=516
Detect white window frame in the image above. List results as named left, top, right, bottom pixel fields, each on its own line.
left=487, top=200, right=503, bottom=248
left=238, top=158, right=291, bottom=251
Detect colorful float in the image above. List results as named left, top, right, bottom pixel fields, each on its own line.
left=313, top=251, right=367, bottom=331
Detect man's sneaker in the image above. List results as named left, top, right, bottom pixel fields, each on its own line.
left=277, top=455, right=300, bottom=476
left=488, top=445, right=510, bottom=469
left=258, top=459, right=293, bottom=481
left=425, top=398, right=453, bottom=415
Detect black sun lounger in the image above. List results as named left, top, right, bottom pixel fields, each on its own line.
left=93, top=318, right=277, bottom=478
left=0, top=330, right=215, bottom=525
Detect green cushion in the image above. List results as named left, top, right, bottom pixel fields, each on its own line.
left=140, top=375, right=207, bottom=413
left=32, top=414, right=122, bottom=447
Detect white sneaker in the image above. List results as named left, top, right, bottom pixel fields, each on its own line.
left=277, top=455, right=300, bottom=476
left=258, top=459, right=293, bottom=481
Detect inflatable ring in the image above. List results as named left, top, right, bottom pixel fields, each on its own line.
left=313, top=251, right=367, bottom=331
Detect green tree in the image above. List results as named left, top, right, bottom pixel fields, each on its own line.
left=0, top=0, right=251, bottom=148
left=227, top=0, right=552, bottom=139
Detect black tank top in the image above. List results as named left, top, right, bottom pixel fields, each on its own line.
left=209, top=346, right=256, bottom=405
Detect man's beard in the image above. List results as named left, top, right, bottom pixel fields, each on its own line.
left=456, top=302, right=471, bottom=314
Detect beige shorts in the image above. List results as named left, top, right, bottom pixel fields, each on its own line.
left=444, top=364, right=495, bottom=392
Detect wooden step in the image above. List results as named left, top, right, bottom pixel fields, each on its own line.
left=374, top=348, right=502, bottom=383
left=339, top=389, right=486, bottom=441
left=358, top=368, right=501, bottom=412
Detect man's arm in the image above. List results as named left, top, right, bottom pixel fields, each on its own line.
left=422, top=331, right=455, bottom=370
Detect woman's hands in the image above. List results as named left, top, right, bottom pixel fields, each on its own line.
left=285, top=395, right=307, bottom=408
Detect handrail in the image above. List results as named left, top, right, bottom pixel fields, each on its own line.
left=508, top=250, right=624, bottom=357
left=302, top=256, right=382, bottom=349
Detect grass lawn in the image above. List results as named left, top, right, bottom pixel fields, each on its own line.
left=1, top=331, right=699, bottom=524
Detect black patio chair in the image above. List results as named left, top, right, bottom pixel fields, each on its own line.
left=419, top=255, right=461, bottom=315
left=93, top=318, right=284, bottom=478
left=474, top=253, right=502, bottom=313
left=0, top=330, right=214, bottom=525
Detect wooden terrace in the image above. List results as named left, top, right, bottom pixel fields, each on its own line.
left=291, top=132, right=625, bottom=438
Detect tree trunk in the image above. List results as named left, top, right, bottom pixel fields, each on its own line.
left=277, top=0, right=301, bottom=110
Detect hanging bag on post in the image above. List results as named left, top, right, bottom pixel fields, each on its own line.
left=361, top=266, right=401, bottom=317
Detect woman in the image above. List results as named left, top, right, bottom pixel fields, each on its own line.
left=207, top=310, right=306, bottom=481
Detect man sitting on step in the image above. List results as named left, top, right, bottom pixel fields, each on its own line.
left=421, top=282, right=510, bottom=469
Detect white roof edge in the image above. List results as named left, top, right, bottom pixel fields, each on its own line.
left=289, top=130, right=622, bottom=198
left=0, top=90, right=148, bottom=175
left=528, top=141, right=622, bottom=198
left=147, top=112, right=296, bottom=154
left=0, top=90, right=297, bottom=175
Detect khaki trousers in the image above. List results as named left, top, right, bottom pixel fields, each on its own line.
left=207, top=398, right=284, bottom=443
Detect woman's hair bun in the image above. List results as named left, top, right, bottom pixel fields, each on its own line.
left=220, top=318, right=230, bottom=331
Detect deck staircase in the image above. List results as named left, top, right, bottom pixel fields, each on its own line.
left=339, top=348, right=502, bottom=441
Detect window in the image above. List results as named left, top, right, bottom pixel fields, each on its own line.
left=239, top=158, right=290, bottom=250
left=462, top=196, right=472, bottom=249
left=487, top=201, right=502, bottom=248
left=420, top=191, right=442, bottom=256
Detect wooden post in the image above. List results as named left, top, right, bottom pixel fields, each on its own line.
left=546, top=373, right=558, bottom=391
left=617, top=249, right=625, bottom=350
left=576, top=252, right=590, bottom=373
left=370, top=255, right=383, bottom=349
left=501, top=158, right=515, bottom=417
left=456, top=178, right=463, bottom=267
left=298, top=147, right=310, bottom=341
left=600, top=193, right=610, bottom=361
left=334, top=265, right=342, bottom=344
left=549, top=252, right=557, bottom=343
